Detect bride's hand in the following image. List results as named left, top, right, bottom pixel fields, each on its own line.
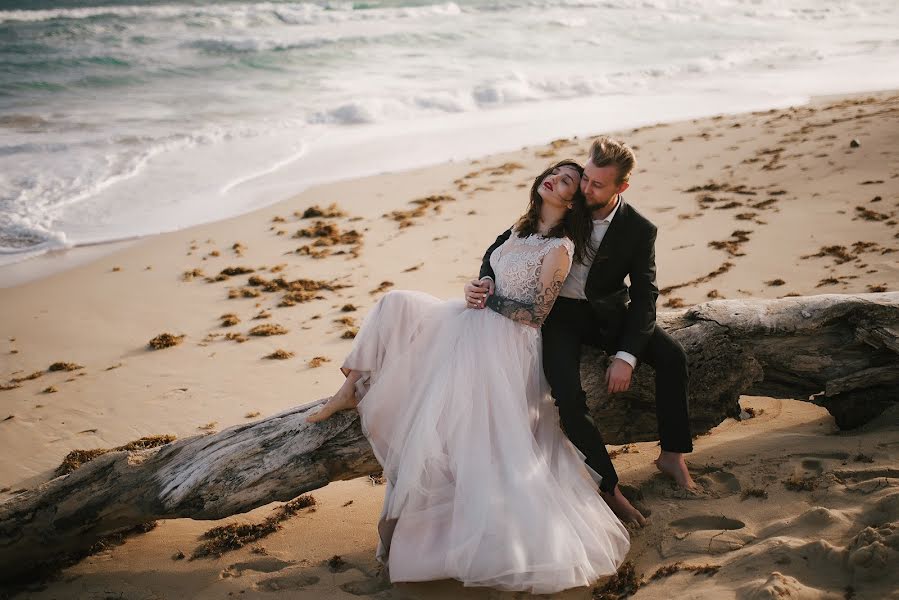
left=465, top=277, right=494, bottom=309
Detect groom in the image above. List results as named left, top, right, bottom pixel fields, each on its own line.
left=465, top=136, right=695, bottom=525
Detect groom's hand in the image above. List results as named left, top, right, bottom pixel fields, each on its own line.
left=605, top=358, right=634, bottom=393
left=465, top=278, right=494, bottom=309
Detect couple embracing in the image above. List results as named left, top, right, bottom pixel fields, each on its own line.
left=307, top=136, right=695, bottom=594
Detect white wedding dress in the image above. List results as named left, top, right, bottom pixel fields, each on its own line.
left=339, top=229, right=630, bottom=594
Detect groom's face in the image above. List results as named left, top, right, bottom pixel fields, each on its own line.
left=581, top=160, right=629, bottom=211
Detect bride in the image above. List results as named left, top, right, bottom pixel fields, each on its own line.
left=306, top=160, right=630, bottom=594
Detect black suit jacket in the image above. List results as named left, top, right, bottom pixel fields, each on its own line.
left=478, top=198, right=659, bottom=358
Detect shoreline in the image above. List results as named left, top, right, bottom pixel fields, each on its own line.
left=4, top=85, right=878, bottom=290
left=0, top=88, right=896, bottom=599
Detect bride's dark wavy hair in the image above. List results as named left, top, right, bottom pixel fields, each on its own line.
left=514, top=159, right=592, bottom=264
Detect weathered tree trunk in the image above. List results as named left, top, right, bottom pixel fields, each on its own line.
left=0, top=404, right=375, bottom=584
left=582, top=292, right=899, bottom=443
left=0, top=292, right=896, bottom=584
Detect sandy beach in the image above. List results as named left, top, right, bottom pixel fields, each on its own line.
left=1, top=90, right=897, bottom=599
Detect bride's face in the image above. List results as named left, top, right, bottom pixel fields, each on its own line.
left=536, top=165, right=580, bottom=209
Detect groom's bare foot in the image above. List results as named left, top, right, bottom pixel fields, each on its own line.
left=655, top=451, right=698, bottom=491
left=600, top=486, right=647, bottom=527
left=306, top=388, right=358, bottom=423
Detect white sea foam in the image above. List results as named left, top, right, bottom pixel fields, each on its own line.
left=1, top=0, right=898, bottom=282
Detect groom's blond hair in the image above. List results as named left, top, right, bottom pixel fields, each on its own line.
left=588, top=136, right=636, bottom=184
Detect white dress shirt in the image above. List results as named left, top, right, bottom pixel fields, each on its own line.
left=558, top=199, right=621, bottom=301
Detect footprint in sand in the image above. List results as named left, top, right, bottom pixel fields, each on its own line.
left=788, top=451, right=850, bottom=477
left=759, top=506, right=853, bottom=538
left=221, top=557, right=296, bottom=578
left=669, top=515, right=745, bottom=532
left=791, top=451, right=850, bottom=460
left=695, top=468, right=742, bottom=497
left=256, top=571, right=321, bottom=592
left=661, top=514, right=754, bottom=558
left=865, top=491, right=899, bottom=524
left=736, top=571, right=842, bottom=600
left=800, top=459, right=825, bottom=475
left=640, top=466, right=741, bottom=499
left=834, top=467, right=899, bottom=482
left=783, top=454, right=857, bottom=488
left=834, top=467, right=899, bottom=495
left=339, top=572, right=393, bottom=596
left=847, top=522, right=899, bottom=581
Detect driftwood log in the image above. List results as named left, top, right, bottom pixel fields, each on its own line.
left=1, top=292, right=896, bottom=584
left=583, top=291, right=899, bottom=442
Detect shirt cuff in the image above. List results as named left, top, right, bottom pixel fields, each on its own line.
left=614, top=351, right=637, bottom=369
left=480, top=275, right=494, bottom=282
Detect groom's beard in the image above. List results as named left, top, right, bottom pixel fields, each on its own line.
left=588, top=194, right=618, bottom=216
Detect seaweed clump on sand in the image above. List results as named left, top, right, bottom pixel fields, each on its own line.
left=783, top=475, right=819, bottom=492
left=592, top=561, right=644, bottom=600
left=384, top=195, right=455, bottom=228
left=334, top=316, right=358, bottom=339
left=249, top=324, right=288, bottom=336
left=801, top=241, right=887, bottom=266
left=182, top=268, right=205, bottom=281
left=649, top=562, right=720, bottom=581
left=741, top=488, right=769, bottom=500
left=266, top=278, right=348, bottom=307
left=265, top=349, right=294, bottom=360
left=148, top=333, right=185, bottom=349
left=293, top=220, right=363, bottom=259
left=708, top=230, right=752, bottom=257
left=293, top=221, right=361, bottom=245
left=8, top=370, right=44, bottom=384
left=855, top=205, right=889, bottom=221
left=370, top=281, right=394, bottom=295
left=296, top=245, right=331, bottom=259
left=220, top=313, right=240, bottom=327
left=327, top=555, right=348, bottom=572
left=219, top=266, right=256, bottom=277
left=308, top=356, right=330, bottom=368
left=48, top=362, right=84, bottom=372
left=608, top=444, right=638, bottom=459
left=299, top=203, right=347, bottom=219
left=659, top=262, right=734, bottom=298
left=663, top=297, right=686, bottom=309
left=55, top=434, right=177, bottom=476
left=88, top=521, right=158, bottom=555
left=228, top=287, right=262, bottom=299
left=192, top=495, right=317, bottom=559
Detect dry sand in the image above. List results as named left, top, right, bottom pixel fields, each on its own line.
left=1, top=90, right=897, bottom=599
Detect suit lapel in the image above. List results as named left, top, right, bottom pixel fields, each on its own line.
left=585, top=197, right=629, bottom=290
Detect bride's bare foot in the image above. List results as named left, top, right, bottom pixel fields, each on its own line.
left=600, top=486, right=647, bottom=527
left=306, top=387, right=358, bottom=423
left=655, top=451, right=698, bottom=491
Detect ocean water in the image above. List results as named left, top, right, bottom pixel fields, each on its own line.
left=1, top=0, right=898, bottom=279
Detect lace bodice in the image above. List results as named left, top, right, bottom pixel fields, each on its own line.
left=489, top=229, right=575, bottom=304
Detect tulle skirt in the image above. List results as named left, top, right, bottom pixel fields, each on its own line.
left=341, top=290, right=630, bottom=594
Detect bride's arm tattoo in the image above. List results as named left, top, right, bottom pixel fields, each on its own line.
left=485, top=264, right=568, bottom=328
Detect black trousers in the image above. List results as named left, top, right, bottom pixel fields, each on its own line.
left=542, top=297, right=693, bottom=493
